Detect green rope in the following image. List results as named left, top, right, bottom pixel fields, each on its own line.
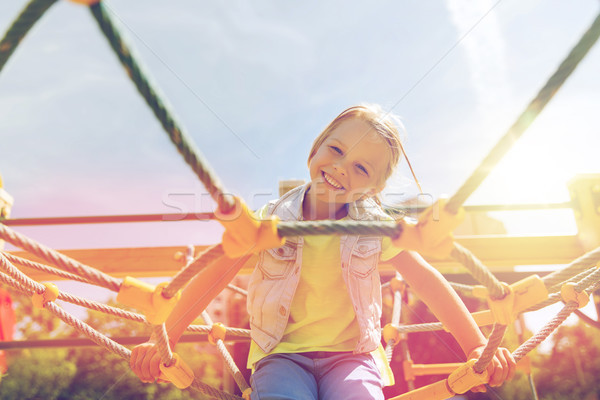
left=542, top=245, right=600, bottom=288
left=451, top=242, right=508, bottom=299
left=277, top=219, right=402, bottom=238
left=473, top=324, right=507, bottom=374
left=446, top=11, right=600, bottom=214
left=88, top=3, right=234, bottom=213
left=0, top=0, right=58, bottom=74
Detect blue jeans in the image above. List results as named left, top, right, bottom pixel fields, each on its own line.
left=249, top=352, right=384, bottom=400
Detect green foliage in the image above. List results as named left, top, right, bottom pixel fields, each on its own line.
left=533, top=322, right=600, bottom=400
left=0, top=349, right=76, bottom=400
left=0, top=288, right=224, bottom=399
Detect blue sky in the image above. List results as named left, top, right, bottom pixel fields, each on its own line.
left=0, top=0, right=598, bottom=248
left=1, top=0, right=599, bottom=347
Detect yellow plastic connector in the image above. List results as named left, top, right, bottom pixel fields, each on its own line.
left=383, top=323, right=402, bottom=345
left=208, top=322, right=227, bottom=345
left=215, top=196, right=285, bottom=258
left=159, top=353, right=194, bottom=389
left=560, top=282, right=590, bottom=308
left=242, top=388, right=253, bottom=400
left=447, top=359, right=489, bottom=395
left=389, top=277, right=407, bottom=294
left=117, top=278, right=181, bottom=325
left=473, top=275, right=549, bottom=325
left=32, top=282, right=59, bottom=309
left=393, top=199, right=465, bottom=259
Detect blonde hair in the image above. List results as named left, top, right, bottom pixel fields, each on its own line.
left=308, top=104, right=404, bottom=186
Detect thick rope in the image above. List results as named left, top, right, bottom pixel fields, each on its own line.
left=187, top=324, right=251, bottom=339
left=472, top=324, right=507, bottom=374
left=451, top=242, right=508, bottom=299
left=445, top=11, right=600, bottom=214
left=88, top=3, right=234, bottom=213
left=202, top=311, right=250, bottom=394
left=0, top=223, right=121, bottom=292
left=57, top=291, right=146, bottom=323
left=1, top=251, right=93, bottom=283
left=0, top=0, right=58, bottom=73
left=385, top=274, right=404, bottom=362
left=277, top=219, right=402, bottom=238
left=512, top=302, right=578, bottom=362
left=547, top=266, right=599, bottom=293
left=152, top=324, right=175, bottom=367
left=0, top=252, right=45, bottom=294
left=163, top=244, right=224, bottom=298
left=543, top=246, right=600, bottom=288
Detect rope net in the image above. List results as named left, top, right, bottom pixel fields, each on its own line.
left=1, top=1, right=600, bottom=399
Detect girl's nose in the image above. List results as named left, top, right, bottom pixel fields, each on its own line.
left=333, top=160, right=347, bottom=175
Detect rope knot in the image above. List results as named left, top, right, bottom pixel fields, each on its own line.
left=32, top=282, right=59, bottom=309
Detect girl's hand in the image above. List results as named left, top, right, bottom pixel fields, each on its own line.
left=468, top=346, right=516, bottom=393
left=130, top=342, right=167, bottom=383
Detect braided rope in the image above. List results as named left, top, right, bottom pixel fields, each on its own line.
left=543, top=246, right=600, bottom=288
left=451, top=242, right=508, bottom=299
left=2, top=267, right=241, bottom=400
left=163, top=244, right=224, bottom=298
left=57, top=291, right=146, bottom=323
left=547, top=266, right=599, bottom=293
left=0, top=0, right=58, bottom=73
left=201, top=311, right=250, bottom=394
left=473, top=324, right=507, bottom=374
left=88, top=3, right=234, bottom=213
left=512, top=302, right=578, bottom=362
left=226, top=284, right=248, bottom=297
left=1, top=251, right=93, bottom=283
left=449, top=281, right=476, bottom=295
left=187, top=324, right=251, bottom=338
left=0, top=223, right=121, bottom=292
left=446, top=11, right=600, bottom=213
left=152, top=324, right=175, bottom=367
left=277, top=219, right=402, bottom=238
left=384, top=275, right=404, bottom=362
left=0, top=252, right=45, bottom=294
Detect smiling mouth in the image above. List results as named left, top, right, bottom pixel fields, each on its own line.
left=322, top=171, right=345, bottom=190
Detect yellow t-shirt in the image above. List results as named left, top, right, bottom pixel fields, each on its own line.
left=247, top=205, right=402, bottom=386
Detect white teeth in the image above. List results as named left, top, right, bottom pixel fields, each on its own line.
left=323, top=172, right=343, bottom=189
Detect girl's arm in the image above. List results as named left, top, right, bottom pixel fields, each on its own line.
left=130, top=253, right=252, bottom=383
left=389, top=250, right=515, bottom=391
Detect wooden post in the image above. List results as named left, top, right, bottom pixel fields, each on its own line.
left=568, top=174, right=600, bottom=252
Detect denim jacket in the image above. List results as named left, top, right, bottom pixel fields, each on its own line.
left=247, top=183, right=389, bottom=354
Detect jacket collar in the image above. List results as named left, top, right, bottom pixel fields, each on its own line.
left=272, top=182, right=381, bottom=222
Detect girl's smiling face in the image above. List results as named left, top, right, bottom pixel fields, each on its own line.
left=305, top=117, right=391, bottom=220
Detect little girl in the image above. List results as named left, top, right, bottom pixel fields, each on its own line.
left=130, top=104, right=515, bottom=399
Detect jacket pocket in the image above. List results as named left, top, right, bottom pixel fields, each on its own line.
left=258, top=242, right=297, bottom=279
left=349, top=237, right=381, bottom=278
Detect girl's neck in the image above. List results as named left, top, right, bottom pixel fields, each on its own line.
left=302, top=187, right=348, bottom=221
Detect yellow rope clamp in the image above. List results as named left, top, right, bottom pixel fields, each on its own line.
left=242, top=388, right=253, bottom=400
left=392, top=199, right=465, bottom=259
left=560, top=282, right=590, bottom=308
left=116, top=278, right=181, bottom=325
left=215, top=196, right=285, bottom=258
left=208, top=322, right=227, bottom=345
left=447, top=359, right=489, bottom=394
left=32, top=282, right=59, bottom=309
left=473, top=275, right=549, bottom=325
left=158, top=353, right=195, bottom=389
left=383, top=323, right=403, bottom=346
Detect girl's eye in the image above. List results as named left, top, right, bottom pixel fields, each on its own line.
left=329, top=145, right=342, bottom=154
left=356, top=164, right=369, bottom=176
